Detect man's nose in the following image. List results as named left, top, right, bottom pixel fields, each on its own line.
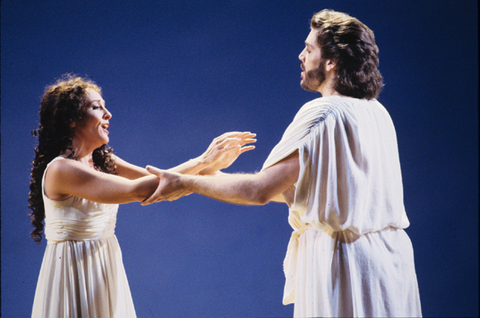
left=298, top=49, right=305, bottom=61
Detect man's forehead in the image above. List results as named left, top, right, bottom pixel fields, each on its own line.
left=305, top=29, right=319, bottom=47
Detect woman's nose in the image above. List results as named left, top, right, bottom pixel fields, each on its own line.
left=104, top=109, right=112, bottom=119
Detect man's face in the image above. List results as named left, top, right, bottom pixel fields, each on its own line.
left=298, top=29, right=326, bottom=92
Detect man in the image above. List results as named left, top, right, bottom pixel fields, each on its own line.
left=143, top=9, right=422, bottom=317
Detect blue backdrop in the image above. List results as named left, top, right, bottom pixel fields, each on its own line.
left=1, top=1, right=478, bottom=317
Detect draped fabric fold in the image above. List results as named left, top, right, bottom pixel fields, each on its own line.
left=261, top=95, right=421, bottom=317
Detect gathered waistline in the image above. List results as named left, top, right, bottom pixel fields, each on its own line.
left=46, top=232, right=115, bottom=245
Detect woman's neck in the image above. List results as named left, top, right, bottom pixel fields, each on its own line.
left=64, top=139, right=95, bottom=167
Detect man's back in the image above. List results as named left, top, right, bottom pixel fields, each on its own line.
left=263, top=95, right=421, bottom=317
left=264, top=95, right=409, bottom=235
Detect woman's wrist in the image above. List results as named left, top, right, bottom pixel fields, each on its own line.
left=169, top=156, right=208, bottom=175
left=186, top=156, right=211, bottom=175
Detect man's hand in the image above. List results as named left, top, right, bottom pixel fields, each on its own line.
left=141, top=166, right=189, bottom=205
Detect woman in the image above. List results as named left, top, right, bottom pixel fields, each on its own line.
left=28, top=74, right=255, bottom=317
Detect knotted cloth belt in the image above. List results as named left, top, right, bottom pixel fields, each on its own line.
left=282, top=223, right=362, bottom=304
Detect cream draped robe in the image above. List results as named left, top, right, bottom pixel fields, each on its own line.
left=262, top=95, right=421, bottom=317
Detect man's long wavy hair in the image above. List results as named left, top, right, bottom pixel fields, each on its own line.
left=311, top=10, right=383, bottom=100
left=28, top=74, right=116, bottom=243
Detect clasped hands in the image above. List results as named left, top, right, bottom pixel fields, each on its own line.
left=141, top=131, right=255, bottom=205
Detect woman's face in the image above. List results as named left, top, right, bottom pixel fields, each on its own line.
left=72, top=89, right=112, bottom=149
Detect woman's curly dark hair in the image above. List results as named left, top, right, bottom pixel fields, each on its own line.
left=28, top=74, right=116, bottom=243
left=311, top=10, right=384, bottom=100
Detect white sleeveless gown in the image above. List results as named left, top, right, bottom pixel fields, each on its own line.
left=31, top=157, right=136, bottom=317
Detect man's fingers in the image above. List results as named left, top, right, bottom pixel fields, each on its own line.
left=146, top=165, right=162, bottom=176
left=141, top=196, right=157, bottom=205
left=141, top=185, right=162, bottom=205
left=142, top=166, right=163, bottom=206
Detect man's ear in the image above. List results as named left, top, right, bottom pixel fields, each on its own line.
left=70, top=122, right=76, bottom=128
left=325, top=59, right=337, bottom=72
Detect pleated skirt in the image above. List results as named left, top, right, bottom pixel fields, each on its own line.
left=31, top=235, right=136, bottom=318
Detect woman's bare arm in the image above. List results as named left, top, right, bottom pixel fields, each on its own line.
left=45, top=159, right=159, bottom=204
left=113, top=131, right=256, bottom=180
left=169, top=131, right=256, bottom=175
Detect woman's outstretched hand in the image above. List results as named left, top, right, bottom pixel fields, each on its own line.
left=198, top=131, right=256, bottom=175
left=141, top=132, right=256, bottom=205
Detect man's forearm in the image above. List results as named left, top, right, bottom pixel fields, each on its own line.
left=142, top=151, right=299, bottom=206
left=181, top=152, right=299, bottom=205
left=181, top=173, right=269, bottom=205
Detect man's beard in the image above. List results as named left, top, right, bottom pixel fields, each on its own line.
left=301, top=59, right=326, bottom=92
